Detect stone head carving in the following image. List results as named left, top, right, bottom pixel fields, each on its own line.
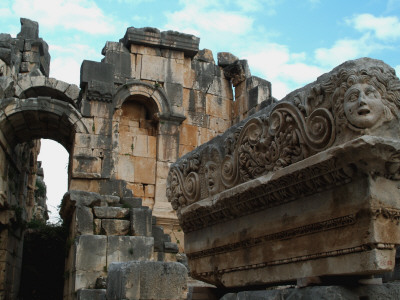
left=202, top=146, right=222, bottom=197
left=326, top=66, right=400, bottom=133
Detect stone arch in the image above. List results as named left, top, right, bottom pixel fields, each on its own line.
left=114, top=80, right=171, bottom=117
left=14, top=75, right=80, bottom=108
left=0, top=97, right=88, bottom=152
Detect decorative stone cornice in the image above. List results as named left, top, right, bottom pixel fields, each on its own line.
left=167, top=58, right=400, bottom=215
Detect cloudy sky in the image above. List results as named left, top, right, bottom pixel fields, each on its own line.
left=1, top=0, right=400, bottom=221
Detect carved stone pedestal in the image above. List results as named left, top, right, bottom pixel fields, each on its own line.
left=167, top=58, right=400, bottom=288
left=181, top=137, right=400, bottom=287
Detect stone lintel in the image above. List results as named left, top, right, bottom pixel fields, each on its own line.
left=80, top=60, right=114, bottom=88
left=121, top=27, right=199, bottom=58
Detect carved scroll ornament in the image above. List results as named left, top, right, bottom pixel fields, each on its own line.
left=167, top=58, right=400, bottom=211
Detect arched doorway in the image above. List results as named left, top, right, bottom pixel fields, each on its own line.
left=0, top=95, right=88, bottom=299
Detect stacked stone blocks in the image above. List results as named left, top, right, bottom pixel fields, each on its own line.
left=61, top=190, right=182, bottom=299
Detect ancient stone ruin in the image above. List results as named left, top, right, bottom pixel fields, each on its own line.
left=0, top=18, right=271, bottom=299
left=1, top=16, right=400, bottom=300
left=168, top=57, right=400, bottom=297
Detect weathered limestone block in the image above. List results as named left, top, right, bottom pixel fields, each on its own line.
left=223, top=60, right=251, bottom=86
left=60, top=190, right=102, bottom=220
left=93, top=207, right=129, bottom=219
left=130, top=207, right=152, bottom=237
left=164, top=241, right=179, bottom=253
left=217, top=52, right=239, bottom=67
left=220, top=283, right=400, bottom=300
left=75, top=206, right=94, bottom=235
left=17, top=18, right=38, bottom=40
left=121, top=197, right=142, bottom=208
left=194, top=49, right=215, bottom=64
left=77, top=289, right=106, bottom=300
left=73, top=235, right=107, bottom=291
left=152, top=225, right=171, bottom=252
left=75, top=235, right=107, bottom=271
left=107, top=262, right=141, bottom=300
left=107, top=261, right=188, bottom=300
left=101, top=219, right=130, bottom=235
left=167, top=58, right=400, bottom=288
left=107, top=236, right=154, bottom=265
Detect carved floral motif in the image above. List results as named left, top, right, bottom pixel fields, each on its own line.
left=167, top=59, right=400, bottom=213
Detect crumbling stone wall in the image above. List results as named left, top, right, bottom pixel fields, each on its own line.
left=0, top=18, right=274, bottom=299
left=73, top=27, right=273, bottom=247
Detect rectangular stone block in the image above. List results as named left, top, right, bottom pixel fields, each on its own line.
left=138, top=261, right=188, bottom=299
left=93, top=207, right=129, bottom=219
left=80, top=60, right=114, bottom=86
left=106, top=261, right=188, bottom=300
left=101, top=219, right=130, bottom=236
left=75, top=206, right=94, bottom=235
left=179, top=123, right=199, bottom=147
left=107, top=261, right=141, bottom=300
left=140, top=55, right=166, bottom=82
left=133, top=157, right=156, bottom=184
left=77, top=288, right=106, bottom=300
left=116, top=154, right=135, bottom=183
left=75, top=235, right=107, bottom=272
left=121, top=197, right=142, bottom=208
left=107, top=236, right=154, bottom=266
left=130, top=207, right=152, bottom=237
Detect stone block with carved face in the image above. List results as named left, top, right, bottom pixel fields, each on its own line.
left=167, top=58, right=400, bottom=288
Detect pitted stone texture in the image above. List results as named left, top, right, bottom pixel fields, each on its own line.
left=73, top=235, right=107, bottom=291
left=152, top=225, right=171, bottom=252
left=76, top=206, right=94, bottom=235
left=130, top=207, right=152, bottom=237
left=77, top=289, right=106, bottom=300
left=17, top=18, right=39, bottom=39
left=93, top=207, right=129, bottom=219
left=107, top=236, right=154, bottom=266
left=220, top=283, right=400, bottom=300
left=121, top=27, right=200, bottom=58
left=75, top=235, right=107, bottom=272
left=107, top=261, right=188, bottom=300
left=194, top=49, right=215, bottom=63
left=217, top=52, right=239, bottom=67
left=121, top=197, right=142, bottom=208
left=101, top=219, right=130, bottom=235
left=107, top=262, right=141, bottom=300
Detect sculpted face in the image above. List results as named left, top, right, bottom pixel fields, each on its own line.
left=205, top=161, right=220, bottom=196
left=343, top=83, right=385, bottom=129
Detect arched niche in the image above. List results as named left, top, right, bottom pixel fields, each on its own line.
left=112, top=92, right=159, bottom=209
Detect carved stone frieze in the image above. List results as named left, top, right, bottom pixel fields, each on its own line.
left=168, top=58, right=400, bottom=288
left=167, top=58, right=400, bottom=211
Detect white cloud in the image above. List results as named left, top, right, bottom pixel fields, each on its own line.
left=349, top=13, right=400, bottom=40
left=243, top=43, right=326, bottom=99
left=50, top=56, right=81, bottom=86
left=314, top=38, right=364, bottom=67
left=0, top=8, right=12, bottom=16
left=165, top=6, right=253, bottom=36
left=12, top=0, right=116, bottom=35
left=234, top=0, right=278, bottom=14
left=49, top=43, right=102, bottom=85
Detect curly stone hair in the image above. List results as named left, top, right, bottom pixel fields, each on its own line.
left=321, top=65, right=400, bottom=131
